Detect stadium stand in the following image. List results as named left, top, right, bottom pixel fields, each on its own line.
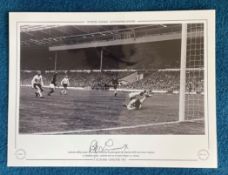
left=20, top=70, right=204, bottom=93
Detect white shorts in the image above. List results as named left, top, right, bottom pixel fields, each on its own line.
left=49, top=83, right=55, bottom=89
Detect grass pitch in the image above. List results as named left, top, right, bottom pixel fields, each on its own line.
left=19, top=86, right=204, bottom=134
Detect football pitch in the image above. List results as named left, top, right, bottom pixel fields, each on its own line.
left=19, top=86, right=204, bottom=135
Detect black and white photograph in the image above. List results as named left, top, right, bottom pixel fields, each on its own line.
left=8, top=11, right=217, bottom=168
left=19, top=23, right=205, bottom=135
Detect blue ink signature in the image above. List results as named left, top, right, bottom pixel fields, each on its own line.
left=89, top=139, right=128, bottom=153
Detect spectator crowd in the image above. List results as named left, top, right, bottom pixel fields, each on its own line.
left=20, top=70, right=204, bottom=93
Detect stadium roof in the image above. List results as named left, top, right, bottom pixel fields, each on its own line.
left=20, top=24, right=182, bottom=48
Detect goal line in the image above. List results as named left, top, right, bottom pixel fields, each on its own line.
left=31, top=118, right=204, bottom=135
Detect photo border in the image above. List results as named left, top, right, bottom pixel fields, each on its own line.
left=8, top=11, right=217, bottom=168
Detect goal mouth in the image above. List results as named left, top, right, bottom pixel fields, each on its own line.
left=179, top=23, right=204, bottom=122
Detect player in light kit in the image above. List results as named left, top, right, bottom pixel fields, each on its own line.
left=48, top=72, right=57, bottom=96
left=124, top=90, right=152, bottom=110
left=61, top=75, right=70, bottom=95
left=31, top=70, right=44, bottom=98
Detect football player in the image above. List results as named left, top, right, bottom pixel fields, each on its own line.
left=61, top=75, right=70, bottom=95
left=47, top=72, right=57, bottom=96
left=31, top=70, right=44, bottom=98
left=124, top=90, right=152, bottom=110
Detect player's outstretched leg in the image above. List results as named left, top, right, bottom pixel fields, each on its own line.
left=39, top=90, right=43, bottom=98
left=37, top=89, right=43, bottom=98
left=34, top=85, right=42, bottom=97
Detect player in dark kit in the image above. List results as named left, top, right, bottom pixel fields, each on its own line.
left=112, top=76, right=118, bottom=96
left=47, top=72, right=57, bottom=96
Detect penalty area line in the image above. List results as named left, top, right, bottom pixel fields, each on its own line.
left=32, top=118, right=204, bottom=135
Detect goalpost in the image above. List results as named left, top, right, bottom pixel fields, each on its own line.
left=179, top=23, right=204, bottom=121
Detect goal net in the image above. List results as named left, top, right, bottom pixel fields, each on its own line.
left=179, top=23, right=204, bottom=121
